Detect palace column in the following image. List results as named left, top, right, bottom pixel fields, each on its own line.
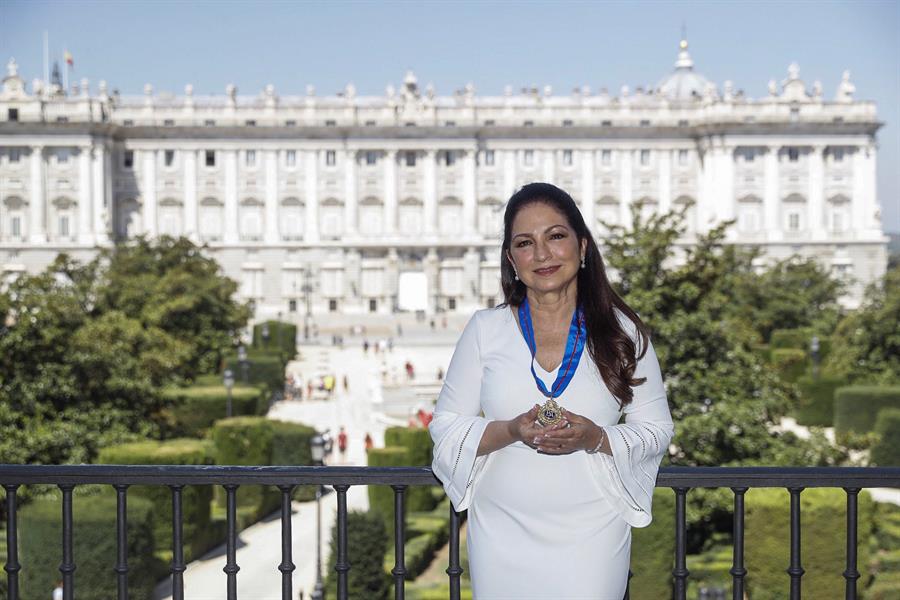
left=183, top=149, right=198, bottom=241
left=423, top=149, right=437, bottom=235
left=78, top=145, right=93, bottom=244
left=223, top=149, right=239, bottom=242
left=264, top=149, right=280, bottom=243
left=141, top=149, right=158, bottom=238
left=580, top=149, right=595, bottom=232
left=808, top=144, right=826, bottom=240
left=618, top=148, right=632, bottom=225
left=384, top=149, right=398, bottom=236
left=763, top=145, right=781, bottom=241
left=28, top=145, right=46, bottom=243
left=463, top=148, right=477, bottom=234
left=304, top=150, right=319, bottom=242
left=344, top=149, right=358, bottom=236
left=91, top=144, right=109, bottom=243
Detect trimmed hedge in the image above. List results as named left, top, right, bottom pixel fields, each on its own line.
left=162, top=384, right=266, bottom=437
left=19, top=493, right=165, bottom=600
left=794, top=375, right=845, bottom=427
left=834, top=386, right=900, bottom=437
left=326, top=510, right=390, bottom=600
left=868, top=572, right=900, bottom=600
left=771, top=348, right=808, bottom=384
left=770, top=328, right=831, bottom=360
left=210, top=417, right=318, bottom=519
left=252, top=320, right=297, bottom=360
left=629, top=488, right=675, bottom=599
left=871, top=408, right=900, bottom=466
left=396, top=497, right=451, bottom=581
left=367, top=447, right=410, bottom=532
left=745, top=487, right=873, bottom=600
left=384, top=426, right=438, bottom=512
left=96, top=438, right=219, bottom=563
left=223, top=352, right=284, bottom=395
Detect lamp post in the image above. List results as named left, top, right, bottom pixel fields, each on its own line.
left=302, top=268, right=313, bottom=341
left=810, top=335, right=820, bottom=381
left=310, top=434, right=326, bottom=600
left=223, top=369, right=235, bottom=418
left=237, top=344, right=249, bottom=385
left=262, top=323, right=271, bottom=347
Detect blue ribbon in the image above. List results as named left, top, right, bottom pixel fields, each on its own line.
left=517, top=296, right=586, bottom=399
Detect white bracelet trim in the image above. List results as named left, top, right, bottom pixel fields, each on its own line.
left=585, top=427, right=606, bottom=454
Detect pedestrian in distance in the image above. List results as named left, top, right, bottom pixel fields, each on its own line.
left=337, top=427, right=348, bottom=463
left=364, top=433, right=374, bottom=453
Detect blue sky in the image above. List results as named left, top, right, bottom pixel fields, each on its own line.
left=2, top=0, right=898, bottom=232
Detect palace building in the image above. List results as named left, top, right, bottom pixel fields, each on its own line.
left=0, top=40, right=888, bottom=316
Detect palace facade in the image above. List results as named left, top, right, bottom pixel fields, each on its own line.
left=0, top=41, right=888, bottom=316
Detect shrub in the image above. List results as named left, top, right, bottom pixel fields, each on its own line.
left=834, top=386, right=900, bottom=437
left=628, top=488, right=675, bottom=599
left=325, top=510, right=390, bottom=600
left=252, top=320, right=297, bottom=360
left=161, top=384, right=266, bottom=437
left=19, top=493, right=164, bottom=600
left=210, top=417, right=318, bottom=519
left=771, top=348, right=808, bottom=383
left=222, top=352, right=284, bottom=395
left=871, top=408, right=900, bottom=466
left=384, top=426, right=438, bottom=512
left=867, top=572, right=900, bottom=600
left=366, top=447, right=410, bottom=533
left=794, top=375, right=845, bottom=427
left=744, top=487, right=873, bottom=600
left=398, top=498, right=451, bottom=580
left=96, top=438, right=217, bottom=562
left=770, top=328, right=810, bottom=350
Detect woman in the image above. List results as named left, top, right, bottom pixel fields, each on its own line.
left=429, top=182, right=674, bottom=599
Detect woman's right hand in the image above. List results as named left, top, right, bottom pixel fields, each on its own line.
left=507, top=404, right=559, bottom=449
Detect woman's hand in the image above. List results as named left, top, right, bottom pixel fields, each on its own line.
left=534, top=408, right=603, bottom=455
left=507, top=404, right=560, bottom=449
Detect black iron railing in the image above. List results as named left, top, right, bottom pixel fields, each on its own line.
left=1, top=465, right=899, bottom=600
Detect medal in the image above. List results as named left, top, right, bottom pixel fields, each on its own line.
left=517, top=297, right=586, bottom=427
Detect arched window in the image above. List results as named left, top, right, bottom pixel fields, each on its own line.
left=320, top=197, right=344, bottom=240
left=477, top=197, right=503, bottom=238
left=595, top=195, right=619, bottom=234
left=280, top=197, right=304, bottom=240
left=118, top=197, right=142, bottom=239
left=673, top=195, right=697, bottom=233
left=736, top=194, right=763, bottom=234
left=826, top=194, right=851, bottom=234
left=398, top=197, right=423, bottom=235
left=2, top=196, right=28, bottom=240
left=199, top=197, right=224, bottom=241
left=158, top=198, right=183, bottom=237
left=438, top=196, right=462, bottom=235
left=51, top=196, right=77, bottom=241
left=359, top=196, right=384, bottom=236
left=239, top=197, right=264, bottom=241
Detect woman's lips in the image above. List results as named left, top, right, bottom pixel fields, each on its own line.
left=534, top=265, right=561, bottom=276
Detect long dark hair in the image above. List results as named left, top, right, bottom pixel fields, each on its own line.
left=498, top=182, right=650, bottom=408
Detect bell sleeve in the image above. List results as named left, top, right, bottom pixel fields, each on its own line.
left=588, top=323, right=674, bottom=528
left=428, top=311, right=491, bottom=512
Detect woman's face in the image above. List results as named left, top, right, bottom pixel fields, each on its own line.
left=506, top=202, right=585, bottom=295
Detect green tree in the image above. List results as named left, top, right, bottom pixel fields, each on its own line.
left=0, top=237, right=250, bottom=467
left=824, top=263, right=900, bottom=385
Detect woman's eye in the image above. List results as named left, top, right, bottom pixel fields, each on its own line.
left=550, top=233, right=565, bottom=239
left=516, top=240, right=531, bottom=247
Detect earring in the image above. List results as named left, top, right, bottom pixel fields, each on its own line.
left=514, top=271, right=519, bottom=281
left=580, top=256, right=586, bottom=269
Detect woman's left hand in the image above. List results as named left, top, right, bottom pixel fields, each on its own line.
left=535, top=408, right=602, bottom=455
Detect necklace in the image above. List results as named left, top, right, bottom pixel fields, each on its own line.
left=517, top=297, right=586, bottom=427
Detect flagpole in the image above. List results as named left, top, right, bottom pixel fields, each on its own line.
left=62, top=46, right=68, bottom=94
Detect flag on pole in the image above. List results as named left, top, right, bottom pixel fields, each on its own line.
left=64, top=50, right=73, bottom=68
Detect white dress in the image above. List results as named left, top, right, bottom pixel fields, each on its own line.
left=429, top=306, right=674, bottom=600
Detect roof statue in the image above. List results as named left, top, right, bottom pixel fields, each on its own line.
left=836, top=70, right=856, bottom=103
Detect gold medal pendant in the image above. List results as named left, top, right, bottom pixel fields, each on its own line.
left=537, top=398, right=564, bottom=427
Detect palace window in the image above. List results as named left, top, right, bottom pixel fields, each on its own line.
left=205, top=150, right=216, bottom=167
left=405, top=151, right=416, bottom=167
left=285, top=150, right=296, bottom=167
left=164, top=150, right=175, bottom=167
left=562, top=119, right=573, bottom=127
left=601, top=150, right=612, bottom=166
left=640, top=150, right=650, bottom=166
left=245, top=150, right=256, bottom=167
left=562, top=150, right=573, bottom=166
left=123, top=150, right=133, bottom=169
left=484, top=119, right=496, bottom=126
left=788, top=148, right=799, bottom=162
left=678, top=150, right=688, bottom=166
left=285, top=120, right=297, bottom=126
left=444, top=151, right=457, bottom=167
left=204, top=119, right=216, bottom=126
left=484, top=150, right=495, bottom=166
left=245, top=120, right=256, bottom=126
left=523, top=120, right=534, bottom=127
left=365, top=151, right=378, bottom=166
left=9, top=148, right=21, bottom=163
left=523, top=150, right=534, bottom=166
left=325, top=120, right=336, bottom=127
left=8, top=108, right=18, bottom=121
left=163, top=119, right=174, bottom=126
